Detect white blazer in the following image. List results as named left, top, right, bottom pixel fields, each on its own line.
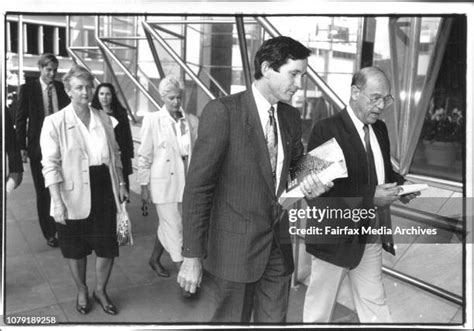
left=40, top=104, right=123, bottom=219
left=137, top=109, right=198, bottom=204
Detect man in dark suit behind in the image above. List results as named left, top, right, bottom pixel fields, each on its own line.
left=16, top=53, right=70, bottom=248
left=177, top=36, right=331, bottom=323
left=303, top=66, right=419, bottom=323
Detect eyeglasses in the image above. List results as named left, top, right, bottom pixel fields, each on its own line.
left=359, top=91, right=394, bottom=108
left=141, top=203, right=149, bottom=217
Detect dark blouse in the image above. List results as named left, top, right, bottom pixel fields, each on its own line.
left=107, top=108, right=134, bottom=176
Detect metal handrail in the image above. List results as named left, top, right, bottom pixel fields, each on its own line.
left=391, top=204, right=463, bottom=234
left=95, top=31, right=162, bottom=112
left=382, top=267, right=462, bottom=305
left=142, top=20, right=216, bottom=100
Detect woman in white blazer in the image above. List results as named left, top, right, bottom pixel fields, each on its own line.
left=40, top=65, right=128, bottom=315
left=138, top=75, right=198, bottom=290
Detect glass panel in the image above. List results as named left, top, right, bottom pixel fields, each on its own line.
left=9, top=21, right=18, bottom=53
left=58, top=27, right=68, bottom=57
left=69, top=16, right=96, bottom=48
left=409, top=17, right=465, bottom=182
left=26, top=23, right=39, bottom=55
left=373, top=16, right=464, bottom=182
left=43, top=25, right=55, bottom=53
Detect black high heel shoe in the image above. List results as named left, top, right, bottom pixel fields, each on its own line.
left=149, top=260, right=170, bottom=278
left=93, top=291, right=117, bottom=315
left=76, top=294, right=91, bottom=315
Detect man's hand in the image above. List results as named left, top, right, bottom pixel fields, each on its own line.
left=20, top=150, right=28, bottom=163
left=8, top=172, right=23, bottom=189
left=177, top=257, right=202, bottom=294
left=52, top=200, right=67, bottom=225
left=374, top=182, right=400, bottom=207
left=300, top=172, right=334, bottom=200
left=399, top=180, right=421, bottom=204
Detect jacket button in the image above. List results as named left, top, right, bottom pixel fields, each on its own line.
left=166, top=159, right=170, bottom=162
left=170, top=172, right=174, bottom=175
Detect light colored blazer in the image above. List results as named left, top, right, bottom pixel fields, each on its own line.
left=137, top=109, right=198, bottom=204
left=40, top=104, right=123, bottom=220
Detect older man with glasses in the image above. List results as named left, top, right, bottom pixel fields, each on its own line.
left=302, top=66, right=419, bottom=323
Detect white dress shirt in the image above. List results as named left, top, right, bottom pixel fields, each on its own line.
left=163, top=107, right=191, bottom=158
left=346, top=105, right=385, bottom=185
left=252, top=83, right=284, bottom=194
left=72, top=106, right=110, bottom=166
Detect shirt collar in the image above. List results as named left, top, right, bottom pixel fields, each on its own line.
left=252, top=83, right=277, bottom=115
left=347, top=104, right=366, bottom=133
left=161, top=106, right=185, bottom=122
left=71, top=106, right=100, bottom=129
left=39, top=77, right=51, bottom=90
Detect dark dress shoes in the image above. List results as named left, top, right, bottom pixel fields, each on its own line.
left=46, top=237, right=59, bottom=248
left=149, top=260, right=170, bottom=278
left=76, top=295, right=91, bottom=315
left=93, top=291, right=117, bottom=315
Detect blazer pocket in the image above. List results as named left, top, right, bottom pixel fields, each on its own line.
left=60, top=180, right=74, bottom=191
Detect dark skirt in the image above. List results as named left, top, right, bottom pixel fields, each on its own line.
left=57, top=164, right=118, bottom=259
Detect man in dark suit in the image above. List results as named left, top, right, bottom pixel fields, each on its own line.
left=5, top=108, right=23, bottom=192
left=303, top=66, right=419, bottom=323
left=16, top=53, right=70, bottom=248
left=177, top=36, right=330, bottom=323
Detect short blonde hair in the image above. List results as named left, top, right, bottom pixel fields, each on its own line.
left=158, top=75, right=183, bottom=97
left=62, top=64, right=95, bottom=91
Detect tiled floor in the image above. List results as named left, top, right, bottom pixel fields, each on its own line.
left=2, top=159, right=465, bottom=327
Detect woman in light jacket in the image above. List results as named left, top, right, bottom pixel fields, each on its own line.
left=138, top=75, right=198, bottom=292
left=40, top=65, right=128, bottom=315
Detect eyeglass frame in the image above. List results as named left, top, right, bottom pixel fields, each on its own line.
left=355, top=86, right=395, bottom=108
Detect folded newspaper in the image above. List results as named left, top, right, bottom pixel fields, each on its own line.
left=279, top=137, right=348, bottom=209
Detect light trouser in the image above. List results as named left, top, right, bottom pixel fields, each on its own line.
left=154, top=203, right=183, bottom=263
left=303, top=243, right=392, bottom=323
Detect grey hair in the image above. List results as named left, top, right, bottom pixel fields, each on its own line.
left=158, top=75, right=183, bottom=97
left=62, top=64, right=95, bottom=91
left=351, top=66, right=389, bottom=90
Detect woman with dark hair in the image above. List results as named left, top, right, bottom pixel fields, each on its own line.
left=91, top=83, right=134, bottom=192
left=40, top=65, right=128, bottom=315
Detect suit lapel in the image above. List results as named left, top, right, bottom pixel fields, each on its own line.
left=275, top=103, right=290, bottom=197
left=33, top=80, right=46, bottom=121
left=340, top=108, right=370, bottom=184
left=372, top=122, right=389, bottom=181
left=241, top=91, right=275, bottom=197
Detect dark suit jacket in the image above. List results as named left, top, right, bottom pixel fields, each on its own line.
left=5, top=109, right=23, bottom=173
left=305, top=108, right=404, bottom=269
left=16, top=79, right=70, bottom=160
left=182, top=89, right=304, bottom=283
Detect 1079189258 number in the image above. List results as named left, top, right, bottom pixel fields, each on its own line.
left=5, top=315, right=57, bottom=325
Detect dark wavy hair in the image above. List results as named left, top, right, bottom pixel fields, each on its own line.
left=253, top=36, right=311, bottom=80
left=91, top=83, right=127, bottom=118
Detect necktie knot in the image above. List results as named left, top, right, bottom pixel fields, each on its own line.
left=268, top=106, right=275, bottom=125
